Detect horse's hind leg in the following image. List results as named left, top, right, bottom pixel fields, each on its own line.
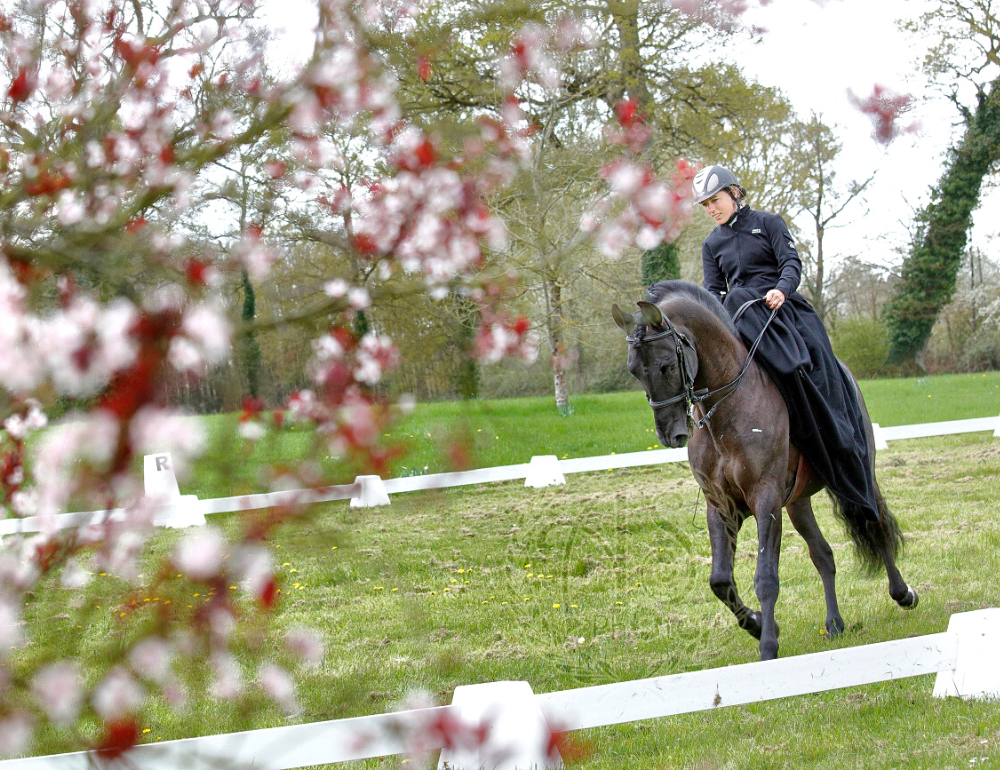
left=706, top=504, right=762, bottom=640
left=787, top=497, right=845, bottom=637
left=868, top=495, right=919, bottom=610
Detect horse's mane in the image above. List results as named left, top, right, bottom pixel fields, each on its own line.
left=645, top=279, right=738, bottom=337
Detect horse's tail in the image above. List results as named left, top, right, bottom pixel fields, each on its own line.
left=829, top=359, right=904, bottom=575
left=827, top=483, right=902, bottom=576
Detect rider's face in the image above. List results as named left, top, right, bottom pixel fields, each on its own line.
left=701, top=189, right=738, bottom=224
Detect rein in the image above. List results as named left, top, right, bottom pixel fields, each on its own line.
left=626, top=298, right=779, bottom=429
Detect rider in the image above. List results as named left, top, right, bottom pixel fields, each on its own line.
left=692, top=164, right=881, bottom=524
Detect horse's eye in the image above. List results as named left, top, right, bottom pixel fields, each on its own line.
left=660, top=362, right=675, bottom=376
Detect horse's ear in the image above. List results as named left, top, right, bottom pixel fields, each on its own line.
left=637, top=301, right=663, bottom=327
left=612, top=304, right=634, bottom=334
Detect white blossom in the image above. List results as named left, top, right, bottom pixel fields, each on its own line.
left=91, top=667, right=145, bottom=720
left=174, top=527, right=227, bottom=580
left=32, top=662, right=83, bottom=726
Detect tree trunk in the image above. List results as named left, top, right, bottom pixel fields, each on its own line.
left=546, top=277, right=571, bottom=415
left=240, top=267, right=262, bottom=399
left=610, top=0, right=652, bottom=110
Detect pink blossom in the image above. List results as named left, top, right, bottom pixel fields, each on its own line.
left=234, top=544, right=275, bottom=600
left=287, top=389, right=319, bottom=422
left=285, top=627, right=326, bottom=665
left=354, top=334, right=400, bottom=385
left=847, top=84, right=919, bottom=145
left=238, top=420, right=267, bottom=441
left=258, top=663, right=300, bottom=716
left=129, top=637, right=175, bottom=685
left=3, top=400, right=47, bottom=440
left=169, top=302, right=232, bottom=373
left=129, top=408, right=206, bottom=479
left=43, top=296, right=140, bottom=397
left=0, top=711, right=34, bottom=759
left=31, top=661, right=83, bottom=726
left=173, top=527, right=227, bottom=580
left=0, top=596, right=25, bottom=650
left=233, top=231, right=276, bottom=282
left=91, top=667, right=145, bottom=720
left=60, top=558, right=92, bottom=589
left=210, top=652, right=243, bottom=700
left=668, top=0, right=754, bottom=33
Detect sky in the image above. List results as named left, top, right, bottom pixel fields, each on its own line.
left=261, top=0, right=988, bottom=271
left=729, top=0, right=977, bottom=269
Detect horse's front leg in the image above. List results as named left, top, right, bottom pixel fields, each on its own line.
left=752, top=491, right=783, bottom=660
left=787, top=497, right=845, bottom=638
left=706, top=504, right=761, bottom=640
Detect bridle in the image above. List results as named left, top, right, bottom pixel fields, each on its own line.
left=625, top=299, right=778, bottom=429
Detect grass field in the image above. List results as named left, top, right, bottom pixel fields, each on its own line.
left=183, top=370, right=1000, bottom=499
left=14, top=371, right=1000, bottom=768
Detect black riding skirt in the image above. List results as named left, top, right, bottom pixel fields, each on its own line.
left=723, top=287, right=880, bottom=522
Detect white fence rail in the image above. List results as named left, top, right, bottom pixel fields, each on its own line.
left=1, top=414, right=997, bottom=538
left=1, top=608, right=997, bottom=770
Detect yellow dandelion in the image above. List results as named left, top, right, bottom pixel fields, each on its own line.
left=553, top=603, right=560, bottom=609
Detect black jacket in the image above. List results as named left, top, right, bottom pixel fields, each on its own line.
left=701, top=207, right=801, bottom=302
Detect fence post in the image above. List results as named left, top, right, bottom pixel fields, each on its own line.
left=438, top=681, right=562, bottom=770
left=144, top=453, right=205, bottom=528
left=932, top=608, right=1000, bottom=700
left=350, top=475, right=390, bottom=507
left=524, top=456, right=565, bottom=489
left=871, top=423, right=889, bottom=451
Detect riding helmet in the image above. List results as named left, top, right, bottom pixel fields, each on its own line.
left=692, top=165, right=740, bottom=204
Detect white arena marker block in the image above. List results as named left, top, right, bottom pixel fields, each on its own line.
left=153, top=495, right=205, bottom=528
left=933, top=608, right=1000, bottom=700
left=871, top=423, right=889, bottom=451
left=145, top=453, right=206, bottom=528
left=144, top=452, right=182, bottom=500
left=350, top=475, right=391, bottom=507
left=438, top=681, right=562, bottom=770
left=524, top=455, right=565, bottom=488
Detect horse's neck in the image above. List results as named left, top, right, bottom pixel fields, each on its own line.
left=685, top=311, right=748, bottom=390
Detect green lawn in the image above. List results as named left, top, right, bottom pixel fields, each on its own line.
left=12, top=372, right=1000, bottom=768
left=364, top=370, right=1000, bottom=479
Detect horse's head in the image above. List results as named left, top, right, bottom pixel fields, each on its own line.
left=612, top=300, right=698, bottom=449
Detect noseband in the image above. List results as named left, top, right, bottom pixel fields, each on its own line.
left=625, top=299, right=778, bottom=429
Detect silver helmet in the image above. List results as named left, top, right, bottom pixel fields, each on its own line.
left=692, top=165, right=740, bottom=204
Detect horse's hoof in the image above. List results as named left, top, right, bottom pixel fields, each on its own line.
left=740, top=611, right=763, bottom=640
left=898, top=584, right=919, bottom=610
left=825, top=617, right=845, bottom=638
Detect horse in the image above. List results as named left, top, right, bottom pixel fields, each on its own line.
left=612, top=279, right=917, bottom=661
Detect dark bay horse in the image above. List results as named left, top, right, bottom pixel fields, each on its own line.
left=612, top=280, right=917, bottom=661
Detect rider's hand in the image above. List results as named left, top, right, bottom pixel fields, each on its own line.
left=765, top=289, right=786, bottom=310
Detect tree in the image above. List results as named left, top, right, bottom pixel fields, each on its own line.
left=642, top=242, right=680, bottom=285
left=790, top=114, right=874, bottom=323
left=370, top=0, right=802, bottom=411
left=889, top=0, right=1000, bottom=368
left=0, top=0, right=549, bottom=756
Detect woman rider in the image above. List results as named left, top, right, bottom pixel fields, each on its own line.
left=692, top=164, right=881, bottom=524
